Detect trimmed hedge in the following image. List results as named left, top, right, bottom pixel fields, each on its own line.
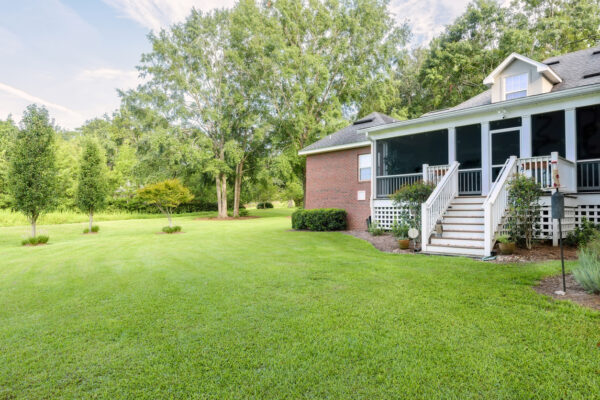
left=292, top=208, right=347, bottom=231
left=257, top=202, right=274, bottom=209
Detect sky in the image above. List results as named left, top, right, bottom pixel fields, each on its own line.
left=0, top=0, right=480, bottom=130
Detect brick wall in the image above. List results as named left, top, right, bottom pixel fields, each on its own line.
left=305, top=145, right=371, bottom=230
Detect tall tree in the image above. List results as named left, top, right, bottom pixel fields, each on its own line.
left=126, top=8, right=244, bottom=218
left=8, top=105, right=59, bottom=237
left=0, top=118, right=18, bottom=208
left=261, top=0, right=410, bottom=200
left=76, top=139, right=109, bottom=232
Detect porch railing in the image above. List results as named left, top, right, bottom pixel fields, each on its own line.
left=458, top=168, right=482, bottom=195
left=376, top=173, right=422, bottom=197
left=375, top=164, right=450, bottom=198
left=483, top=156, right=518, bottom=256
left=577, top=159, right=600, bottom=192
left=517, top=152, right=576, bottom=192
left=422, top=162, right=459, bottom=252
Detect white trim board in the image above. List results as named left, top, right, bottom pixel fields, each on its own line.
left=298, top=141, right=371, bottom=156
left=362, top=84, right=600, bottom=140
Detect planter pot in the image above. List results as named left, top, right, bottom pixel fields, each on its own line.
left=398, top=239, right=410, bottom=250
left=498, top=242, right=516, bottom=255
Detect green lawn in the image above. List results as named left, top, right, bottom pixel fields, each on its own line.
left=0, top=209, right=598, bottom=399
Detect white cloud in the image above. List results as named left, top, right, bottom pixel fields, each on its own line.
left=102, top=0, right=236, bottom=31
left=0, top=82, right=82, bottom=117
left=77, top=68, right=140, bottom=88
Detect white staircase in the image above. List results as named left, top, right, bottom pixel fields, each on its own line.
left=425, top=196, right=486, bottom=257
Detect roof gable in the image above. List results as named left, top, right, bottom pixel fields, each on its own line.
left=483, top=53, right=562, bottom=86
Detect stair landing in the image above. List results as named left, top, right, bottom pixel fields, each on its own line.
left=425, top=196, right=486, bottom=257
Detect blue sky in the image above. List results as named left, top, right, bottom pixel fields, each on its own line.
left=0, top=0, right=479, bottom=129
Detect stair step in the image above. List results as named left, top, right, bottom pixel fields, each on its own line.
left=443, top=216, right=484, bottom=224
left=430, top=237, right=484, bottom=246
left=452, top=196, right=486, bottom=204
left=425, top=244, right=485, bottom=257
left=445, top=209, right=484, bottom=217
left=441, top=230, right=484, bottom=239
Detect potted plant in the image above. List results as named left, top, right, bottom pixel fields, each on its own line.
left=391, top=219, right=410, bottom=249
left=496, top=234, right=516, bottom=255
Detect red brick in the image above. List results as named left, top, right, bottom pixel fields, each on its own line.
left=305, top=146, right=371, bottom=230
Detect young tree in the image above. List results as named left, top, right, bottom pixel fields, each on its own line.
left=76, top=139, right=109, bottom=232
left=8, top=105, right=58, bottom=237
left=137, top=179, right=194, bottom=227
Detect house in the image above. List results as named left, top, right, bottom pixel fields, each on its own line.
left=300, top=46, right=600, bottom=257
left=299, top=112, right=398, bottom=229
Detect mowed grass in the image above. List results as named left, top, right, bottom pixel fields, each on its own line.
left=0, top=209, right=599, bottom=399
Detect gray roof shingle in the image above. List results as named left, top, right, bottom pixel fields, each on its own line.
left=446, top=45, right=600, bottom=113
left=299, top=112, right=397, bottom=153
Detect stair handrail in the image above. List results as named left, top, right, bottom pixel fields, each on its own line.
left=483, top=156, right=518, bottom=256
left=422, top=161, right=459, bottom=253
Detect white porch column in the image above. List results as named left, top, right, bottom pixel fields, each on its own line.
left=422, top=164, right=429, bottom=182
left=565, top=108, right=577, bottom=162
left=481, top=122, right=491, bottom=195
left=520, top=115, right=532, bottom=158
left=448, top=127, right=456, bottom=164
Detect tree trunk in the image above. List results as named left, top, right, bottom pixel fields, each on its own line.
left=167, top=212, right=173, bottom=227
left=216, top=175, right=222, bottom=217
left=233, top=160, right=244, bottom=218
left=219, top=173, right=228, bottom=218
left=89, top=210, right=94, bottom=232
left=31, top=217, right=37, bottom=238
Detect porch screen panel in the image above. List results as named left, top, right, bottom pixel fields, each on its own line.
left=377, top=129, right=448, bottom=176
left=490, top=117, right=521, bottom=130
left=532, top=111, right=565, bottom=157
left=577, top=104, right=600, bottom=160
left=455, top=124, right=481, bottom=168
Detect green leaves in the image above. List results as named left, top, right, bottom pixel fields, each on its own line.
left=76, top=139, right=109, bottom=214
left=137, top=179, right=194, bottom=211
left=8, top=105, right=59, bottom=225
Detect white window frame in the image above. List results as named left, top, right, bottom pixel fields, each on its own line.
left=504, top=73, right=528, bottom=100
left=358, top=153, right=372, bottom=182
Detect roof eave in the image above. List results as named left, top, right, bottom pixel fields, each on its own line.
left=361, top=83, right=600, bottom=136
left=298, top=140, right=371, bottom=156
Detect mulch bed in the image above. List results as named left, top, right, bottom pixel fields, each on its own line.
left=195, top=216, right=260, bottom=221
left=534, top=274, right=600, bottom=311
left=491, top=243, right=578, bottom=263
left=343, top=231, right=414, bottom=254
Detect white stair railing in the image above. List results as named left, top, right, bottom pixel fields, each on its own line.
left=421, top=161, right=459, bottom=252
left=517, top=152, right=576, bottom=192
left=483, top=156, right=518, bottom=256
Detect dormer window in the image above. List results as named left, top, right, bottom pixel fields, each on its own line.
left=505, top=73, right=528, bottom=100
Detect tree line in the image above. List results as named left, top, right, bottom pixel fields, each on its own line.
left=0, top=0, right=598, bottom=221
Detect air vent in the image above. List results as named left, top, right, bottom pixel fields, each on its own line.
left=545, top=60, right=559, bottom=66
left=583, top=72, right=600, bottom=79
left=353, top=118, right=375, bottom=125
left=593, top=50, right=600, bottom=55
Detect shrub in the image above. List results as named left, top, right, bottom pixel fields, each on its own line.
left=291, top=208, right=346, bottom=231
left=505, top=175, right=543, bottom=249
left=257, top=202, right=274, bottom=209
left=565, top=218, right=599, bottom=247
left=574, top=240, right=600, bottom=294
left=390, top=181, right=434, bottom=230
left=368, top=220, right=385, bottom=236
left=239, top=209, right=249, bottom=217
left=21, top=235, right=49, bottom=246
left=390, top=219, right=409, bottom=239
left=496, top=234, right=512, bottom=244
left=83, top=225, right=100, bottom=234
left=162, top=226, right=182, bottom=234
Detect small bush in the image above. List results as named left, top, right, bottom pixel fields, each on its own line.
left=390, top=181, right=434, bottom=230
left=505, top=175, right=542, bottom=249
left=83, top=225, right=100, bottom=234
left=292, top=208, right=347, bottom=231
left=574, top=240, right=600, bottom=294
left=239, top=209, right=249, bottom=217
left=565, top=218, right=599, bottom=247
left=368, top=220, right=385, bottom=236
left=257, top=202, right=274, bottom=209
left=21, top=235, right=49, bottom=246
left=162, top=226, right=182, bottom=234
left=496, top=234, right=513, bottom=244
left=390, top=219, right=409, bottom=239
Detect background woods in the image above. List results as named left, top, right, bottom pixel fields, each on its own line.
left=1, top=0, right=598, bottom=216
